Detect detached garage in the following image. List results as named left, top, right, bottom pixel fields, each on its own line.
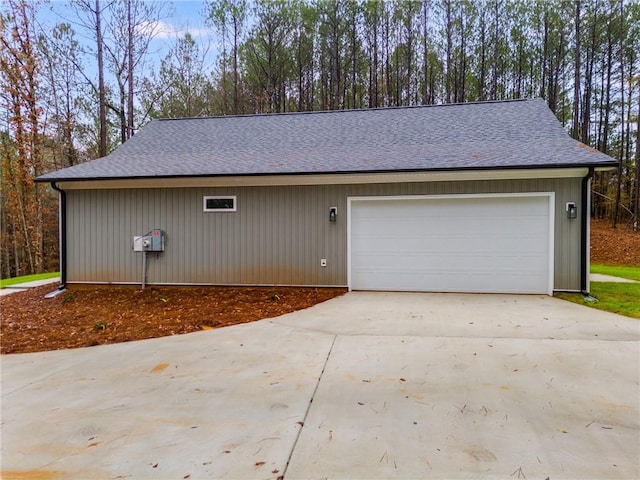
left=37, top=98, right=616, bottom=295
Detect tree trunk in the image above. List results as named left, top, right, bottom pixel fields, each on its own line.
left=422, top=1, right=429, bottom=104
left=384, top=6, right=390, bottom=106
left=445, top=0, right=452, bottom=103
left=571, top=0, right=581, bottom=139
left=459, top=10, right=467, bottom=102
left=372, top=7, right=379, bottom=107
left=612, top=1, right=624, bottom=228
left=581, top=1, right=597, bottom=145
left=127, top=0, right=134, bottom=139
left=634, top=85, right=640, bottom=231
left=479, top=10, right=487, bottom=101
left=351, top=7, right=357, bottom=108
left=96, top=0, right=107, bottom=157
left=233, top=14, right=239, bottom=114
left=405, top=5, right=413, bottom=105
left=491, top=0, right=499, bottom=100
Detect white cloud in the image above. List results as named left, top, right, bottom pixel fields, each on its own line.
left=137, top=20, right=213, bottom=40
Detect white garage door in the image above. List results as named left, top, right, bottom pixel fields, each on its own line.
left=349, top=194, right=553, bottom=294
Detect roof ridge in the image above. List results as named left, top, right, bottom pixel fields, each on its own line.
left=155, top=97, right=539, bottom=122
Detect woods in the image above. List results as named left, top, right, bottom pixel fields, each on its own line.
left=1, top=0, right=639, bottom=278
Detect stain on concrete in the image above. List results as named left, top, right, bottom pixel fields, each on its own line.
left=151, top=363, right=170, bottom=373
left=1, top=472, right=64, bottom=480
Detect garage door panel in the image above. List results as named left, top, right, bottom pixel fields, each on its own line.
left=349, top=195, right=552, bottom=294
left=353, top=251, right=547, bottom=272
left=352, top=270, right=548, bottom=293
left=357, top=216, right=548, bottom=236
left=361, top=197, right=547, bottom=216
left=354, top=234, right=548, bottom=254
left=353, top=234, right=549, bottom=258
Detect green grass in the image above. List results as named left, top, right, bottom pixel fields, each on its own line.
left=556, top=282, right=640, bottom=319
left=0, top=272, right=60, bottom=288
left=591, top=264, right=640, bottom=282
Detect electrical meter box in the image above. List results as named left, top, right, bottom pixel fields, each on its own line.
left=133, top=229, right=165, bottom=252
left=147, top=229, right=164, bottom=251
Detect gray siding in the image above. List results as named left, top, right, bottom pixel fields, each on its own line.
left=66, top=177, right=584, bottom=290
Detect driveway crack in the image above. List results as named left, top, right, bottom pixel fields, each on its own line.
left=281, top=334, right=337, bottom=478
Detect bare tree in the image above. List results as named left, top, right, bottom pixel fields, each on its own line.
left=0, top=0, right=46, bottom=274
left=103, top=0, right=166, bottom=142
left=39, top=22, right=84, bottom=169
left=208, top=0, right=247, bottom=115
left=73, top=0, right=109, bottom=157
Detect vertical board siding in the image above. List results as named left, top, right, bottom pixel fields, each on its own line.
left=65, top=177, right=583, bottom=290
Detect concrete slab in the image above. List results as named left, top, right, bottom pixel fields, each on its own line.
left=1, top=321, right=335, bottom=479
left=286, top=335, right=639, bottom=479
left=591, top=273, right=639, bottom=283
left=0, top=278, right=61, bottom=296
left=1, top=292, right=639, bottom=479
left=274, top=292, right=640, bottom=341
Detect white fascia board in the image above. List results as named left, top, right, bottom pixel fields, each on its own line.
left=56, top=167, right=589, bottom=190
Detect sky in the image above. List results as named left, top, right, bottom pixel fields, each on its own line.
left=39, top=1, right=221, bottom=75
left=137, top=0, right=215, bottom=43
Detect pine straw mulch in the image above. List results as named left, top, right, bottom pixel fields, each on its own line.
left=0, top=286, right=346, bottom=355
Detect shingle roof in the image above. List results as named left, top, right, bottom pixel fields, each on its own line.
left=37, top=98, right=616, bottom=182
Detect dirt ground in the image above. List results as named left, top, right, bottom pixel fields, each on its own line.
left=1, top=219, right=637, bottom=355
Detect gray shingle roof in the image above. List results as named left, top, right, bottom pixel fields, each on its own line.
left=37, top=98, right=616, bottom=182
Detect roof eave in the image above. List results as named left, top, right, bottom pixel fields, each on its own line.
left=36, top=161, right=618, bottom=184
left=39, top=165, right=617, bottom=190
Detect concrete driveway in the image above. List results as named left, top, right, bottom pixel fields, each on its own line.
left=1, top=292, right=639, bottom=479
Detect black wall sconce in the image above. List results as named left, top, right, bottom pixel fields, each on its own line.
left=329, top=207, right=338, bottom=222
left=566, top=202, right=577, bottom=219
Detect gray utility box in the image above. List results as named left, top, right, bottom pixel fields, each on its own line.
left=133, top=229, right=165, bottom=252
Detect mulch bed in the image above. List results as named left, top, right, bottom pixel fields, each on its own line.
left=0, top=285, right=346, bottom=354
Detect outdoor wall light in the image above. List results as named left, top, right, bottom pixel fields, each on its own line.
left=566, top=202, right=577, bottom=219
left=329, top=207, right=338, bottom=222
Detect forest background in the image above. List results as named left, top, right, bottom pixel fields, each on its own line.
left=1, top=0, right=639, bottom=278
